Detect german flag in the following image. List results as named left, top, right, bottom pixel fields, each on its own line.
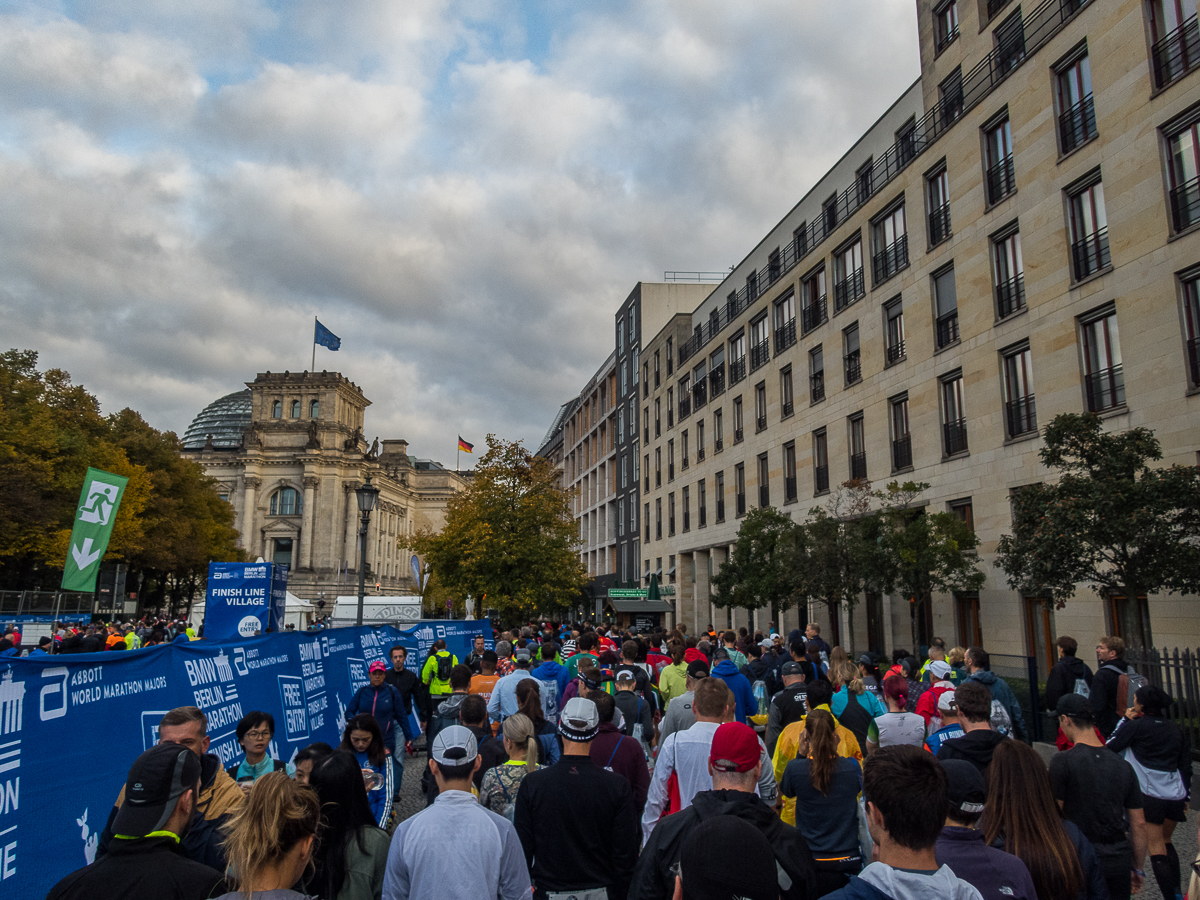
left=458, top=436, right=474, bottom=453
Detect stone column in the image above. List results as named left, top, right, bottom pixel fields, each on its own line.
left=242, top=477, right=261, bottom=557
left=708, top=546, right=728, bottom=633
left=301, top=476, right=318, bottom=570
left=692, top=549, right=710, bottom=635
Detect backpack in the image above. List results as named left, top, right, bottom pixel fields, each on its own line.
left=1104, top=663, right=1149, bottom=713
left=436, top=652, right=452, bottom=681
left=1073, top=677, right=1091, bottom=699
left=989, top=700, right=1013, bottom=736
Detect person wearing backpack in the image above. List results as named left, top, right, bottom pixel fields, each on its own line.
left=1092, top=635, right=1146, bottom=738
left=1044, top=635, right=1095, bottom=748
left=613, top=669, right=656, bottom=758
left=421, top=639, right=458, bottom=711
left=963, top=647, right=1027, bottom=742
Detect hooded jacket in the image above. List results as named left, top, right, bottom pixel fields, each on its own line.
left=965, top=670, right=1028, bottom=741
left=1105, top=713, right=1193, bottom=800
left=531, top=658, right=570, bottom=710
left=47, top=833, right=227, bottom=900
left=741, top=655, right=776, bottom=696
left=630, top=789, right=817, bottom=900
left=1044, top=655, right=1093, bottom=712
left=820, top=862, right=983, bottom=900
left=935, top=729, right=1008, bottom=777
left=935, top=826, right=1037, bottom=900
left=710, top=659, right=757, bottom=723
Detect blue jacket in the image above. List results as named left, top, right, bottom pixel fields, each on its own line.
left=346, top=682, right=413, bottom=750
left=710, top=660, right=757, bottom=724
left=531, top=660, right=569, bottom=721
left=936, top=826, right=1037, bottom=900
left=965, top=670, right=1028, bottom=742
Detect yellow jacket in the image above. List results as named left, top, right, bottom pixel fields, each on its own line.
left=771, top=705, right=863, bottom=826
left=658, top=662, right=688, bottom=706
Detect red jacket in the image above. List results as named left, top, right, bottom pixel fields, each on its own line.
left=914, top=683, right=956, bottom=726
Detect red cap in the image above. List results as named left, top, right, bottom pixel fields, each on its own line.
left=684, top=648, right=706, bottom=664
left=369, top=660, right=386, bottom=672
left=708, top=722, right=761, bottom=773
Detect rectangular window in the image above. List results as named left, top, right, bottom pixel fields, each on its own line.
left=757, top=453, right=770, bottom=508
left=678, top=375, right=691, bottom=419
left=643, top=407, right=649, bottom=442
left=617, top=406, right=625, bottom=443
left=794, top=221, right=809, bottom=258
left=1150, top=0, right=1200, bottom=88
left=655, top=448, right=661, bottom=488
left=833, top=239, right=865, bottom=312
left=823, top=193, right=839, bottom=236
left=784, top=442, right=798, bottom=502
left=769, top=248, right=781, bottom=282
left=994, top=8, right=1026, bottom=74
left=682, top=486, right=690, bottom=532
left=1068, top=175, right=1110, bottom=280
left=941, top=371, right=968, bottom=455
left=655, top=498, right=662, bottom=540
left=644, top=503, right=650, bottom=543
left=1167, top=117, right=1200, bottom=231
left=643, top=453, right=650, bottom=492
left=698, top=478, right=707, bottom=527
left=774, top=290, right=797, bottom=352
left=667, top=387, right=674, bottom=428
left=691, top=361, right=707, bottom=412
left=654, top=399, right=661, bottom=437
left=843, top=323, right=862, bottom=386
left=935, top=0, right=959, bottom=52
left=715, top=471, right=726, bottom=522
left=747, top=269, right=759, bottom=301
left=810, top=345, right=826, bottom=403
left=949, top=497, right=975, bottom=534
left=668, top=492, right=676, bottom=536
left=927, top=166, right=951, bottom=245
left=667, top=338, right=674, bottom=375
left=681, top=429, right=689, bottom=470
left=957, top=593, right=983, bottom=648
left=1003, top=342, right=1038, bottom=437
left=1081, top=307, right=1125, bottom=411
left=802, top=267, right=828, bottom=333
left=696, top=418, right=706, bottom=460
left=896, top=118, right=917, bottom=166
left=891, top=394, right=912, bottom=470
left=813, top=429, right=829, bottom=494
left=849, top=414, right=867, bottom=481
left=985, top=116, right=1016, bottom=205
left=934, top=264, right=959, bottom=349
left=872, top=204, right=908, bottom=283
left=709, top=346, right=726, bottom=399
left=714, top=408, right=724, bottom=452
left=1183, top=271, right=1200, bottom=386
left=754, top=382, right=767, bottom=432
left=618, top=499, right=625, bottom=536
left=1057, top=51, right=1097, bottom=155
left=733, top=396, right=744, bottom=443
left=780, top=366, right=794, bottom=419
left=885, top=296, right=906, bottom=364
left=992, top=226, right=1026, bottom=317
left=729, top=332, right=747, bottom=385
left=667, top=439, right=675, bottom=482
left=621, top=454, right=627, bottom=488
left=856, top=159, right=874, bottom=205
left=735, top=463, right=747, bottom=517
left=750, top=315, right=770, bottom=371
left=654, top=350, right=661, bottom=388
left=939, top=68, right=963, bottom=126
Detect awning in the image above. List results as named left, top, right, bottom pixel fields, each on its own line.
left=606, top=598, right=675, bottom=613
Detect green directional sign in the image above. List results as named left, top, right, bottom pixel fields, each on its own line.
left=61, top=467, right=129, bottom=592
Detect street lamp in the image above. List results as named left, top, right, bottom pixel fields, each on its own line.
left=355, top=474, right=381, bottom=627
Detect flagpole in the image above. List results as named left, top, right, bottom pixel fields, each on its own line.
left=311, top=316, right=317, bottom=373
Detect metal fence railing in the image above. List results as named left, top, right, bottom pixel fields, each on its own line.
left=1126, top=647, right=1200, bottom=757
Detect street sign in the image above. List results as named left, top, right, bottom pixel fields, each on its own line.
left=607, top=586, right=675, bottom=598
left=61, top=467, right=129, bottom=592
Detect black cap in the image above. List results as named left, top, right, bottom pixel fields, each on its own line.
left=780, top=660, right=804, bottom=677
left=858, top=652, right=879, bottom=666
left=111, top=743, right=202, bottom=838
left=679, top=816, right=778, bottom=900
left=686, top=660, right=710, bottom=680
left=1055, top=693, right=1094, bottom=721
left=942, top=759, right=986, bottom=818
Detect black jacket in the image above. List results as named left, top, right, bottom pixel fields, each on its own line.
left=741, top=656, right=776, bottom=697
left=47, top=834, right=226, bottom=900
left=1106, top=714, right=1193, bottom=797
left=1090, top=657, right=1127, bottom=736
left=936, top=729, right=1007, bottom=777
left=1044, top=655, right=1093, bottom=712
left=630, top=789, right=817, bottom=900
left=383, top=666, right=419, bottom=717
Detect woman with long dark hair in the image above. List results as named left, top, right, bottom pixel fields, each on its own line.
left=306, top=751, right=389, bottom=900
left=515, top=679, right=561, bottom=765
left=1106, top=683, right=1193, bottom=899
left=338, top=714, right=393, bottom=828
left=984, top=739, right=1106, bottom=899
left=780, top=709, right=863, bottom=896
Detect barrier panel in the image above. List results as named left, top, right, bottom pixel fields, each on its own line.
left=0, top=619, right=491, bottom=898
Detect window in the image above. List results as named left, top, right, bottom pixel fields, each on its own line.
left=1150, top=0, right=1200, bottom=88
left=856, top=159, right=874, bottom=205
left=667, top=339, right=675, bottom=375
left=1003, top=342, right=1038, bottom=436
left=823, top=193, right=839, bottom=235
left=290, top=400, right=300, bottom=418
left=994, top=8, right=1026, bottom=74
left=747, top=269, right=759, bottom=300
left=769, top=248, right=782, bottom=282
left=643, top=364, right=649, bottom=398
left=992, top=226, right=1025, bottom=317
left=934, top=1, right=959, bottom=52
left=714, top=408, right=724, bottom=452
left=774, top=290, right=797, bottom=352
left=802, top=267, right=828, bottom=333
left=708, top=346, right=726, bottom=399
left=682, top=486, right=690, bottom=532
left=733, top=396, right=744, bottom=443
left=1067, top=175, right=1110, bottom=280
left=813, top=429, right=829, bottom=494
left=1057, top=50, right=1097, bottom=154
left=644, top=407, right=649, bottom=442
left=681, top=429, right=689, bottom=469
left=1167, top=116, right=1200, bottom=231
left=655, top=448, right=661, bottom=487
left=885, top=297, right=906, bottom=364
left=668, top=492, right=676, bottom=536
left=272, top=400, right=282, bottom=418
left=654, top=399, right=661, bottom=437
left=270, top=487, right=301, bottom=516
left=896, top=118, right=917, bottom=167
left=643, top=453, right=650, bottom=491
left=617, top=406, right=625, bottom=443
left=794, top=222, right=809, bottom=257
left=631, top=496, right=638, bottom=532
left=941, top=371, right=968, bottom=455
left=1081, top=306, right=1125, bottom=411
left=654, top=350, right=661, bottom=388
left=655, top=498, right=662, bottom=540
left=668, top=439, right=675, bottom=481
left=698, top=478, right=707, bottom=527
left=780, top=366, right=794, bottom=418
left=754, top=382, right=767, bottom=432
left=715, top=471, right=726, bottom=521
left=957, top=593, right=983, bottom=648
left=668, top=387, right=675, bottom=428
left=784, top=442, right=797, bottom=503
left=939, top=68, right=963, bottom=126
left=872, top=204, right=908, bottom=283
left=645, top=503, right=651, bottom=542
left=309, top=400, right=319, bottom=418
left=750, top=316, right=770, bottom=371
left=934, top=265, right=959, bottom=349
left=985, top=116, right=1016, bottom=205
left=729, top=333, right=747, bottom=385
left=757, top=454, right=770, bottom=508
left=272, top=538, right=293, bottom=569
left=1183, top=271, right=1200, bottom=385
left=690, top=361, right=706, bottom=412
left=891, top=394, right=913, bottom=470
left=618, top=499, right=625, bottom=536
left=849, top=414, right=867, bottom=481
left=1025, top=596, right=1057, bottom=676
left=697, top=418, right=706, bottom=460
left=810, top=345, right=826, bottom=403
left=735, top=463, right=747, bottom=517
left=833, top=239, right=865, bottom=311
left=949, top=497, right=975, bottom=535
left=621, top=454, right=628, bottom=488
left=633, top=451, right=639, bottom=486
left=620, top=362, right=627, bottom=397
left=843, top=323, right=862, bottom=386
left=927, top=166, right=951, bottom=245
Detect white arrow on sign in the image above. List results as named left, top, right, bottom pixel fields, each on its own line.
left=71, top=538, right=102, bottom=570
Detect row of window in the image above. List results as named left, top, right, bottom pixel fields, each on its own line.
left=270, top=399, right=319, bottom=419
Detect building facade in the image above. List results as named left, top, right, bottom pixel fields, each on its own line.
left=181, top=371, right=467, bottom=603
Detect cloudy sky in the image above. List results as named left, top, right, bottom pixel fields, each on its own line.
left=1, top=0, right=920, bottom=461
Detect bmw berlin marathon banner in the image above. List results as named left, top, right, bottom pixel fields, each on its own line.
left=0, top=620, right=492, bottom=898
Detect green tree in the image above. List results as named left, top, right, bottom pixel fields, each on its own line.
left=406, top=434, right=586, bottom=622
left=711, top=507, right=803, bottom=623
left=996, top=413, right=1200, bottom=628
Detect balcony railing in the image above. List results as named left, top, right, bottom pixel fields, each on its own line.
left=736, top=493, right=747, bottom=517
left=1085, top=364, right=1125, bottom=412
left=1170, top=175, right=1200, bottom=232
left=833, top=268, right=865, bottom=311
left=749, top=339, right=771, bottom=372
left=986, top=156, right=1016, bottom=205
left=692, top=381, right=707, bottom=411
left=697, top=446, right=705, bottom=462
left=872, top=236, right=909, bottom=283
left=1059, top=94, right=1097, bottom=154
left=759, top=486, right=770, bottom=508
left=936, top=311, right=959, bottom=348
left=709, top=365, right=726, bottom=398
left=810, top=371, right=826, bottom=402
left=714, top=438, right=723, bottom=453
left=802, top=297, right=828, bottom=334
left=1190, top=337, right=1200, bottom=386
left=782, top=399, right=794, bottom=418
left=1072, top=227, right=1110, bottom=281
left=678, top=396, right=691, bottom=419
left=756, top=414, right=767, bottom=432
left=929, top=204, right=952, bottom=245
left=943, top=419, right=969, bottom=455
left=886, top=339, right=906, bottom=364
left=774, top=319, right=797, bottom=353
left=1006, top=395, right=1038, bottom=436
left=996, top=274, right=1026, bottom=318
left=1153, top=15, right=1200, bottom=89
left=892, top=435, right=913, bottom=470
left=734, top=426, right=744, bottom=443
left=850, top=452, right=868, bottom=481
left=814, top=465, right=829, bottom=493
left=844, top=351, right=862, bottom=385
left=716, top=499, right=725, bottom=521
left=729, top=357, right=747, bottom=385
left=785, top=475, right=797, bottom=502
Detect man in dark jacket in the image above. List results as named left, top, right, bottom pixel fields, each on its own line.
left=425, top=693, right=508, bottom=805
left=1091, top=635, right=1132, bottom=737
left=588, top=690, right=651, bottom=813
left=936, top=681, right=1008, bottom=777
left=741, top=642, right=776, bottom=696
left=766, top=660, right=811, bottom=754
left=1044, top=635, right=1093, bottom=711
left=963, top=647, right=1027, bottom=741
left=631, top=721, right=816, bottom=900
left=384, top=643, right=420, bottom=739
left=53, top=744, right=226, bottom=900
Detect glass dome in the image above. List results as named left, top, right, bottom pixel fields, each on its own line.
left=182, top=389, right=252, bottom=449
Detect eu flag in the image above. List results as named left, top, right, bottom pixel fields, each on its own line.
left=315, top=319, right=341, bottom=351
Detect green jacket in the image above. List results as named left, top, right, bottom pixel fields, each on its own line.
left=421, top=650, right=458, bottom=695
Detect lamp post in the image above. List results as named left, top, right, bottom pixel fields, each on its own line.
left=355, top=474, right=381, bottom=627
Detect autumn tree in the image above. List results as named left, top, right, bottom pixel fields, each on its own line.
left=406, top=435, right=586, bottom=623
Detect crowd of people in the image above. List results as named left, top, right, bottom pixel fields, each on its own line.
left=41, top=620, right=1197, bottom=900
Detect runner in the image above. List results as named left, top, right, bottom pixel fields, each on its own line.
left=307, top=751, right=391, bottom=900
left=935, top=681, right=1007, bottom=777
left=923, top=691, right=965, bottom=755
left=830, top=660, right=885, bottom=758
left=765, top=660, right=811, bottom=755
left=866, top=674, right=926, bottom=752
left=588, top=690, right=651, bottom=814
left=658, top=659, right=707, bottom=744
left=479, top=713, right=541, bottom=821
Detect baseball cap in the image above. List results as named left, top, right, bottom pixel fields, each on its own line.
left=943, top=759, right=986, bottom=817
left=780, top=660, right=805, bottom=677
left=111, top=743, right=202, bottom=838
left=858, top=652, right=880, bottom=666
left=1055, top=693, right=1094, bottom=721
left=928, top=660, right=952, bottom=680
left=431, top=725, right=479, bottom=766
left=708, top=722, right=761, bottom=774
left=558, top=698, right=600, bottom=742
left=758, top=638, right=773, bottom=649
left=513, top=647, right=532, bottom=663
left=368, top=660, right=386, bottom=673
left=686, top=660, right=710, bottom=680
left=678, top=816, right=778, bottom=900
left=938, top=689, right=958, bottom=712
